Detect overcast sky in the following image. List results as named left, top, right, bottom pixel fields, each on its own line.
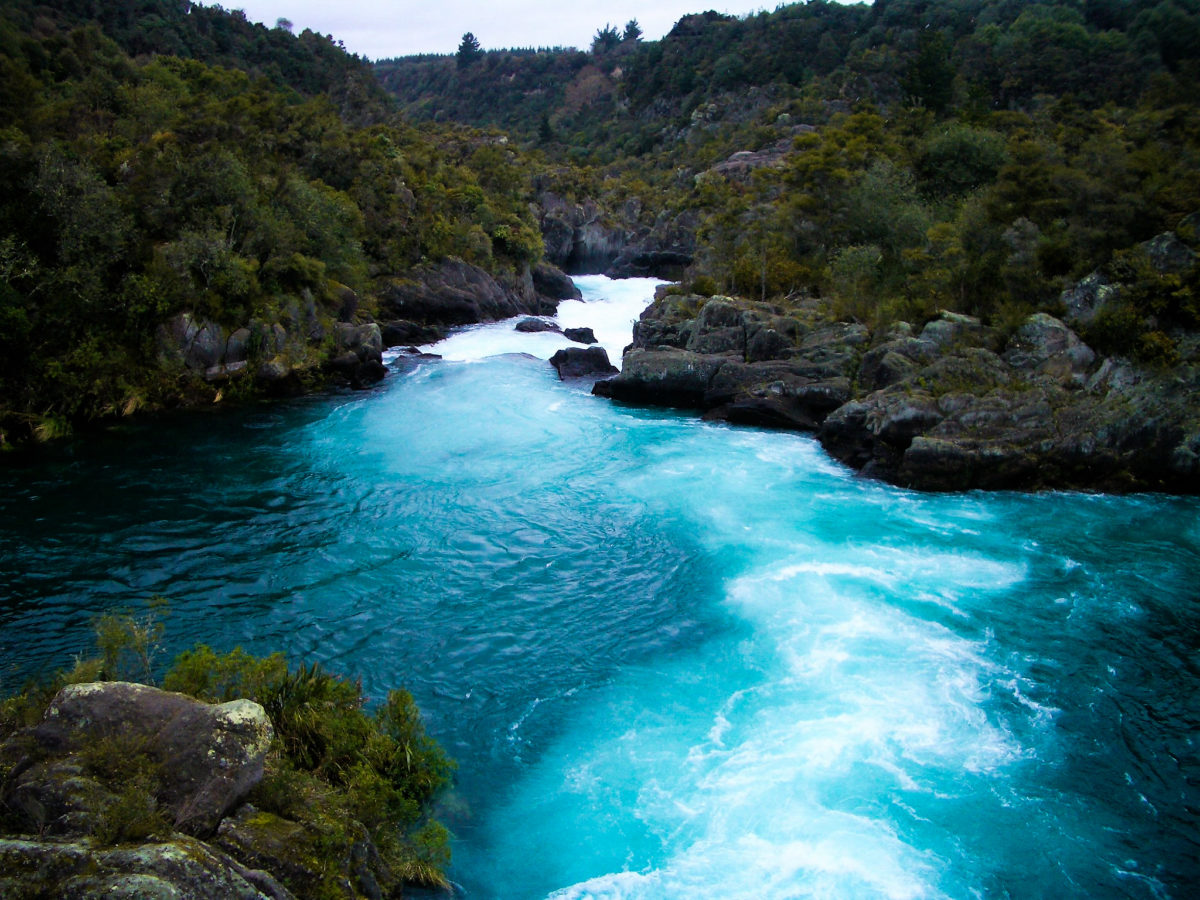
left=210, top=2, right=823, bottom=61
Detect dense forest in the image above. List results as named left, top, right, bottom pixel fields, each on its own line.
left=3, top=0, right=1200, bottom=445
left=382, top=0, right=1200, bottom=363
left=0, top=0, right=544, bottom=445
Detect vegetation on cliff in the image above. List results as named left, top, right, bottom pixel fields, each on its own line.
left=0, top=0, right=546, bottom=446
left=380, top=0, right=1200, bottom=353
left=0, top=601, right=453, bottom=896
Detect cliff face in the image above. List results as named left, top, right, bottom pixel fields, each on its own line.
left=595, top=245, right=1200, bottom=494
left=535, top=191, right=697, bottom=280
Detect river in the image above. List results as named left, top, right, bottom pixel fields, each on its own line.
left=1, top=275, right=1197, bottom=898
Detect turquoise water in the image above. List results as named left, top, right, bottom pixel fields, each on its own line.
left=1, top=277, right=1197, bottom=898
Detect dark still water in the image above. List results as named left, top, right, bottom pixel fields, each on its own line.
left=1, top=277, right=1197, bottom=898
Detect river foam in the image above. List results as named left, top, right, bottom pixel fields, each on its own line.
left=419, top=275, right=661, bottom=370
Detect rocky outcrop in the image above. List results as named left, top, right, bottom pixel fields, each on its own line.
left=156, top=285, right=368, bottom=395
left=2, top=682, right=273, bottom=839
left=532, top=261, right=583, bottom=300
left=378, top=257, right=558, bottom=326
left=702, top=133, right=813, bottom=182
left=325, top=323, right=385, bottom=389
left=214, top=805, right=392, bottom=900
left=607, top=209, right=699, bottom=279
left=536, top=193, right=629, bottom=273
left=535, top=190, right=696, bottom=279
left=0, top=680, right=407, bottom=900
left=595, top=294, right=863, bottom=430
left=379, top=319, right=442, bottom=349
left=593, top=280, right=1200, bottom=493
left=550, top=346, right=618, bottom=380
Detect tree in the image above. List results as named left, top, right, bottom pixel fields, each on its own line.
left=456, top=32, right=482, bottom=69
left=623, top=20, right=643, bottom=42
left=592, top=24, right=621, bottom=54
left=904, top=29, right=955, bottom=115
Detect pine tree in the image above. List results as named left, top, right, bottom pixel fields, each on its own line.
left=456, top=32, right=482, bottom=69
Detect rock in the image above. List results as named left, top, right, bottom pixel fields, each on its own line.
left=333, top=285, right=359, bottom=323
left=0, top=836, right=294, bottom=900
left=858, top=336, right=937, bottom=390
left=550, top=346, right=618, bottom=379
left=859, top=349, right=918, bottom=390
left=705, top=138, right=794, bottom=181
left=536, top=193, right=628, bottom=273
left=919, top=311, right=987, bottom=349
left=204, top=361, right=249, bottom=383
left=531, top=262, right=581, bottom=300
left=515, top=317, right=562, bottom=334
left=3, top=682, right=273, bottom=838
left=327, top=323, right=385, bottom=388
left=379, top=319, right=442, bottom=348
left=607, top=209, right=699, bottom=279
left=1141, top=231, right=1197, bottom=274
left=256, top=359, right=291, bottom=385
left=593, top=349, right=726, bottom=407
left=1061, top=271, right=1120, bottom=326
left=705, top=362, right=852, bottom=430
left=226, top=328, right=252, bottom=365
left=746, top=327, right=791, bottom=362
left=378, top=258, right=556, bottom=327
left=591, top=275, right=1200, bottom=493
left=685, top=298, right=747, bottom=355
left=563, top=327, right=597, bottom=344
left=335, top=323, right=383, bottom=358
left=1003, top=313, right=1095, bottom=383
left=215, top=806, right=393, bottom=900
left=158, top=314, right=229, bottom=372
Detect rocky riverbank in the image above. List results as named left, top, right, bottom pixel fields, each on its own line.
left=152, top=258, right=577, bottom=403
left=595, top=238, right=1200, bottom=494
left=0, top=672, right=451, bottom=899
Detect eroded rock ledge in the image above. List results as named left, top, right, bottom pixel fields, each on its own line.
left=595, top=280, right=1200, bottom=494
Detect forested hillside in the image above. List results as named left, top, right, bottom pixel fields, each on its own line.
left=0, top=0, right=546, bottom=445
left=380, top=0, right=1200, bottom=361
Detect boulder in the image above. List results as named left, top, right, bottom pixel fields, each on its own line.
left=3, top=682, right=272, bottom=838
left=326, top=323, right=385, bottom=388
left=1003, top=313, right=1095, bottom=383
left=746, top=327, right=792, bottom=362
left=379, top=319, right=442, bottom=348
left=225, top=328, right=252, bottom=365
left=531, top=262, right=582, bottom=300
left=607, top=209, right=699, bottom=279
left=1061, top=271, right=1120, bottom=327
left=705, top=139, right=794, bottom=181
left=919, top=311, right=987, bottom=349
left=1141, top=231, right=1197, bottom=274
left=515, top=317, right=562, bottom=334
left=563, top=327, right=598, bottom=345
left=550, top=346, right=618, bottom=379
left=593, top=349, right=726, bottom=407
